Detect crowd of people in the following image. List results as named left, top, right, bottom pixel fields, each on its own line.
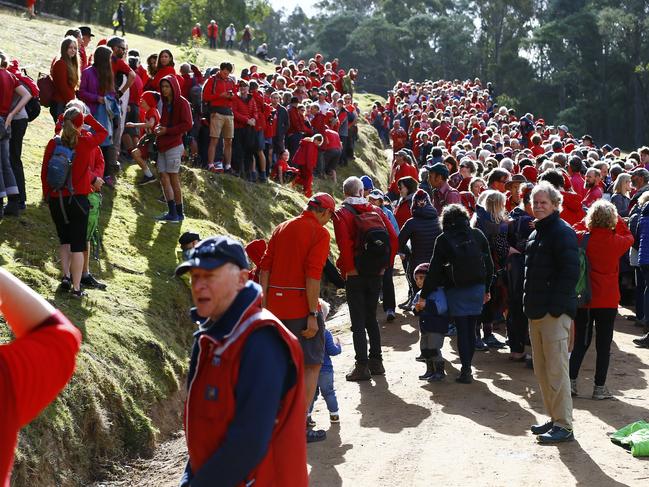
left=3, top=15, right=649, bottom=487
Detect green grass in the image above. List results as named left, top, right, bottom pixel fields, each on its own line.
left=0, top=6, right=390, bottom=486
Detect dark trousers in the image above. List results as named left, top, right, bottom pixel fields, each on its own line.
left=9, top=118, right=28, bottom=204
left=569, top=308, right=617, bottom=386
left=454, top=315, right=478, bottom=372
left=507, top=300, right=528, bottom=353
left=642, top=265, right=649, bottom=324
left=49, top=102, right=65, bottom=124
left=209, top=37, right=217, bottom=49
left=287, top=133, right=303, bottom=161
left=381, top=267, right=396, bottom=311
left=346, top=275, right=382, bottom=362
left=635, top=266, right=645, bottom=321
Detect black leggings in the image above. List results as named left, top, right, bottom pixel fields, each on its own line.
left=9, top=118, right=28, bottom=203
left=48, top=195, right=90, bottom=252
left=569, top=308, right=617, bottom=386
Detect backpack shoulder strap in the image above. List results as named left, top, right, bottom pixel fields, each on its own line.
left=343, top=203, right=358, bottom=216
left=579, top=232, right=590, bottom=249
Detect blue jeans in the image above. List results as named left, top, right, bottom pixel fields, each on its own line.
left=0, top=137, right=18, bottom=198
left=308, top=370, right=338, bottom=414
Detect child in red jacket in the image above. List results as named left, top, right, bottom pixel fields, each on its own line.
left=292, top=134, right=323, bottom=197
left=125, top=91, right=160, bottom=186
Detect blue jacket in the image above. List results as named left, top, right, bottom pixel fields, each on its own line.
left=381, top=206, right=399, bottom=234
left=321, top=329, right=342, bottom=372
left=637, top=203, right=649, bottom=265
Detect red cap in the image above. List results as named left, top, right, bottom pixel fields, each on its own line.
left=307, top=193, right=335, bottom=211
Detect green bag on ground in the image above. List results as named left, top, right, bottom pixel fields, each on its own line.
left=87, top=192, right=102, bottom=258
left=610, top=421, right=649, bottom=457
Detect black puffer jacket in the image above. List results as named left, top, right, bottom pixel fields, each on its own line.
left=398, top=203, right=442, bottom=266
left=523, top=211, right=579, bottom=319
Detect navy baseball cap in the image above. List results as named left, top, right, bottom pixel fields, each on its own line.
left=175, top=236, right=249, bottom=276
left=360, top=175, right=374, bottom=191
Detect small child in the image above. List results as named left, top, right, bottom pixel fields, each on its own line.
left=308, top=299, right=342, bottom=426
left=125, top=91, right=160, bottom=186
left=413, top=263, right=448, bottom=382
left=271, top=149, right=290, bottom=184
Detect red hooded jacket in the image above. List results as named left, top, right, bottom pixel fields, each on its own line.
left=574, top=217, right=634, bottom=308
left=156, top=75, right=193, bottom=153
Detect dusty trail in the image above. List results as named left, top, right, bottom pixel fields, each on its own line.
left=97, top=269, right=649, bottom=487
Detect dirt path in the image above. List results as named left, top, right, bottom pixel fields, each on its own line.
left=97, top=269, right=649, bottom=486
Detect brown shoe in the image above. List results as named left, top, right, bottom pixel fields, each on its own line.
left=368, top=357, right=385, bottom=375
left=346, top=362, right=371, bottom=381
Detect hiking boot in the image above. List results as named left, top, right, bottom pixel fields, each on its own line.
left=475, top=338, right=488, bottom=351
left=346, top=362, right=371, bottom=381
left=3, top=200, right=21, bottom=216
left=306, top=429, right=326, bottom=443
left=81, top=273, right=107, bottom=290
left=592, top=385, right=614, bottom=400
left=329, top=413, right=340, bottom=423
left=58, top=276, right=72, bottom=292
left=419, top=360, right=435, bottom=380
left=484, top=334, right=506, bottom=349
left=427, top=362, right=446, bottom=382
left=104, top=175, right=116, bottom=188
left=249, top=171, right=258, bottom=183
left=307, top=416, right=316, bottom=428
left=456, top=369, right=473, bottom=384
left=207, top=162, right=224, bottom=173
left=258, top=172, right=268, bottom=183
left=368, top=357, right=385, bottom=375
left=136, top=174, right=157, bottom=186
left=386, top=309, right=396, bottom=322
left=445, top=324, right=457, bottom=337
left=531, top=420, right=554, bottom=435
left=570, top=379, right=578, bottom=397
left=632, top=332, right=649, bottom=347
left=155, top=213, right=180, bottom=223
left=537, top=426, right=574, bottom=444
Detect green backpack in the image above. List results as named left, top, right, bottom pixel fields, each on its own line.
left=576, top=233, right=591, bottom=307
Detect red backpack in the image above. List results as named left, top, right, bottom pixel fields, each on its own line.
left=343, top=204, right=391, bottom=276
left=37, top=73, right=55, bottom=108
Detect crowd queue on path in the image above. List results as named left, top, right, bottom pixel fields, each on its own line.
left=1, top=16, right=649, bottom=487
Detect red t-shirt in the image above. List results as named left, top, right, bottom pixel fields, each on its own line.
left=259, top=211, right=330, bottom=319
left=128, top=72, right=143, bottom=104
left=111, top=57, right=131, bottom=77
left=0, top=311, right=82, bottom=486
left=0, top=70, right=19, bottom=117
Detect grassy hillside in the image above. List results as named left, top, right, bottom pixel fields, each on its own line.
left=0, top=6, right=390, bottom=486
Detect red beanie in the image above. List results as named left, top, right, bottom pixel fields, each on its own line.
left=522, top=165, right=538, bottom=183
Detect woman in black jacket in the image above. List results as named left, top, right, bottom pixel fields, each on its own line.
left=399, top=189, right=442, bottom=303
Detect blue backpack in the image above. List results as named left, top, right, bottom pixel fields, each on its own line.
left=46, top=136, right=76, bottom=223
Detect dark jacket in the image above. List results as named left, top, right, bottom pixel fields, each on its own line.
left=523, top=211, right=579, bottom=319
left=421, top=218, right=494, bottom=297
left=398, top=203, right=441, bottom=267
left=274, top=104, right=289, bottom=138
left=508, top=207, right=534, bottom=253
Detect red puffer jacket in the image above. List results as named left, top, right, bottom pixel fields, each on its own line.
left=574, top=217, right=634, bottom=308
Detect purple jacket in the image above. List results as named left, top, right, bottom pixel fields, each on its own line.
left=79, top=66, right=115, bottom=115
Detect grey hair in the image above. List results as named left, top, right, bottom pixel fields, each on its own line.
left=343, top=176, right=363, bottom=197
left=531, top=181, right=563, bottom=213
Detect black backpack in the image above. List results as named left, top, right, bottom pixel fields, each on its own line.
left=443, top=228, right=487, bottom=287
left=344, top=204, right=391, bottom=276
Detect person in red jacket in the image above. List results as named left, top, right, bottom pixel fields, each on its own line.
left=50, top=36, right=80, bottom=122
left=390, top=119, right=408, bottom=155
left=570, top=201, right=634, bottom=400
left=0, top=268, right=82, bottom=487
left=322, top=127, right=342, bottom=183
left=333, top=176, right=399, bottom=381
left=175, top=237, right=307, bottom=487
left=388, top=151, right=419, bottom=198
left=41, top=108, right=108, bottom=296
left=232, top=80, right=260, bottom=179
left=207, top=20, right=219, bottom=49
left=191, top=23, right=202, bottom=40
left=287, top=97, right=312, bottom=158
left=292, top=134, right=323, bottom=197
left=582, top=167, right=603, bottom=209
left=155, top=75, right=193, bottom=222
left=539, top=169, right=585, bottom=226
left=149, top=49, right=183, bottom=93
left=249, top=81, right=268, bottom=182
left=394, top=176, right=418, bottom=229
left=202, top=62, right=236, bottom=172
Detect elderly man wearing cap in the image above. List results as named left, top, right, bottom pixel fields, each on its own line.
left=259, top=193, right=334, bottom=443
left=175, top=236, right=307, bottom=486
left=427, top=162, right=461, bottom=215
